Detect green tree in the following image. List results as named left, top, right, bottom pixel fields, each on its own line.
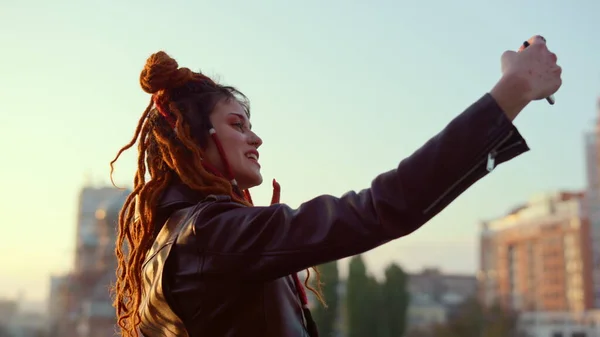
left=312, top=261, right=340, bottom=337
left=365, top=276, right=385, bottom=337
left=381, top=263, right=410, bottom=337
left=346, top=255, right=371, bottom=337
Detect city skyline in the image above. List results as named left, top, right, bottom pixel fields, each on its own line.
left=2, top=0, right=600, bottom=303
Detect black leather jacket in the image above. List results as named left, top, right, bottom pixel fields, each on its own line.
left=138, top=93, right=530, bottom=336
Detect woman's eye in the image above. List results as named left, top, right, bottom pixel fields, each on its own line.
left=233, top=122, right=245, bottom=132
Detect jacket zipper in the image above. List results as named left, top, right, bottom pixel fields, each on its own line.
left=486, top=139, right=523, bottom=172
left=423, top=130, right=518, bottom=215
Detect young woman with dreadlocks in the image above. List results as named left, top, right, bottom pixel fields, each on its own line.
left=111, top=35, right=561, bottom=337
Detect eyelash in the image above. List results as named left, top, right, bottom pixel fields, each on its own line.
left=232, top=122, right=245, bottom=132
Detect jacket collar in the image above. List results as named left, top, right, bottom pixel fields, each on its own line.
left=157, top=183, right=204, bottom=211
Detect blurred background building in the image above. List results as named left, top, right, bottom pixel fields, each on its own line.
left=0, top=297, right=47, bottom=337
left=585, top=98, right=600, bottom=308
left=47, top=185, right=129, bottom=337
left=478, top=191, right=593, bottom=313
left=477, top=98, right=600, bottom=337
left=406, top=267, right=476, bottom=331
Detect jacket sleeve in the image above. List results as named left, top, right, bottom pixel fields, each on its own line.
left=191, top=93, right=530, bottom=281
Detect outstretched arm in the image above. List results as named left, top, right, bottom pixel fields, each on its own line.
left=191, top=91, right=529, bottom=281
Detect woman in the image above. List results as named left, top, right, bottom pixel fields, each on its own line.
left=111, top=35, right=561, bottom=337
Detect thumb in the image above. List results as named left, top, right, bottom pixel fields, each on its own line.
left=500, top=50, right=518, bottom=74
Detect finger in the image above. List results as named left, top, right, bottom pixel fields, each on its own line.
left=528, top=35, right=547, bottom=46
left=519, top=36, right=546, bottom=52
left=501, top=50, right=518, bottom=72
left=502, top=50, right=517, bottom=62
left=552, top=65, right=562, bottom=76
left=526, top=41, right=549, bottom=55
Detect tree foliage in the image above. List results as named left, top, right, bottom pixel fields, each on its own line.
left=346, top=257, right=411, bottom=337
left=381, top=263, right=410, bottom=337
left=346, top=255, right=372, bottom=337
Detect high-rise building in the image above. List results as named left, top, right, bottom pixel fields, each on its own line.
left=71, top=189, right=130, bottom=337
left=478, top=191, right=593, bottom=313
left=73, top=188, right=130, bottom=337
left=75, top=186, right=126, bottom=273
left=584, top=97, right=600, bottom=307
left=48, top=184, right=129, bottom=337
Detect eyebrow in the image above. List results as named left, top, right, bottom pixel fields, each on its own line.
left=230, top=113, right=252, bottom=130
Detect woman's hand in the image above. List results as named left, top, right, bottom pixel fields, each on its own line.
left=491, top=35, right=562, bottom=120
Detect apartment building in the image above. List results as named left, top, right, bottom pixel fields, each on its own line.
left=478, top=191, right=593, bottom=313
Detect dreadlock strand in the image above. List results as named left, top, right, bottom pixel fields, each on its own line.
left=304, top=267, right=326, bottom=307
left=158, top=127, right=234, bottom=198
left=115, top=183, right=144, bottom=265
left=158, top=104, right=247, bottom=203
left=134, top=122, right=153, bottom=186
left=128, top=170, right=175, bottom=336
left=113, top=181, right=145, bottom=336
left=110, top=102, right=153, bottom=188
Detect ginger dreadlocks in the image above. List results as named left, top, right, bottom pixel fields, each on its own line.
left=110, top=51, right=325, bottom=337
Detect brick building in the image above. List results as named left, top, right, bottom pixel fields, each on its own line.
left=478, top=191, right=593, bottom=313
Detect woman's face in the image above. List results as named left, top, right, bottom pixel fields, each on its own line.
left=204, top=99, right=263, bottom=190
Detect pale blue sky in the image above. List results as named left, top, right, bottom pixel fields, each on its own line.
left=1, top=0, right=599, bottom=302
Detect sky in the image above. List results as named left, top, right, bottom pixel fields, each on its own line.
left=1, top=0, right=600, bottom=303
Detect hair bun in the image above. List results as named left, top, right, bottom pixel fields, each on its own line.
left=140, top=51, right=193, bottom=94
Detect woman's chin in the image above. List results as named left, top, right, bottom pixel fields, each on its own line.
left=238, top=174, right=263, bottom=191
